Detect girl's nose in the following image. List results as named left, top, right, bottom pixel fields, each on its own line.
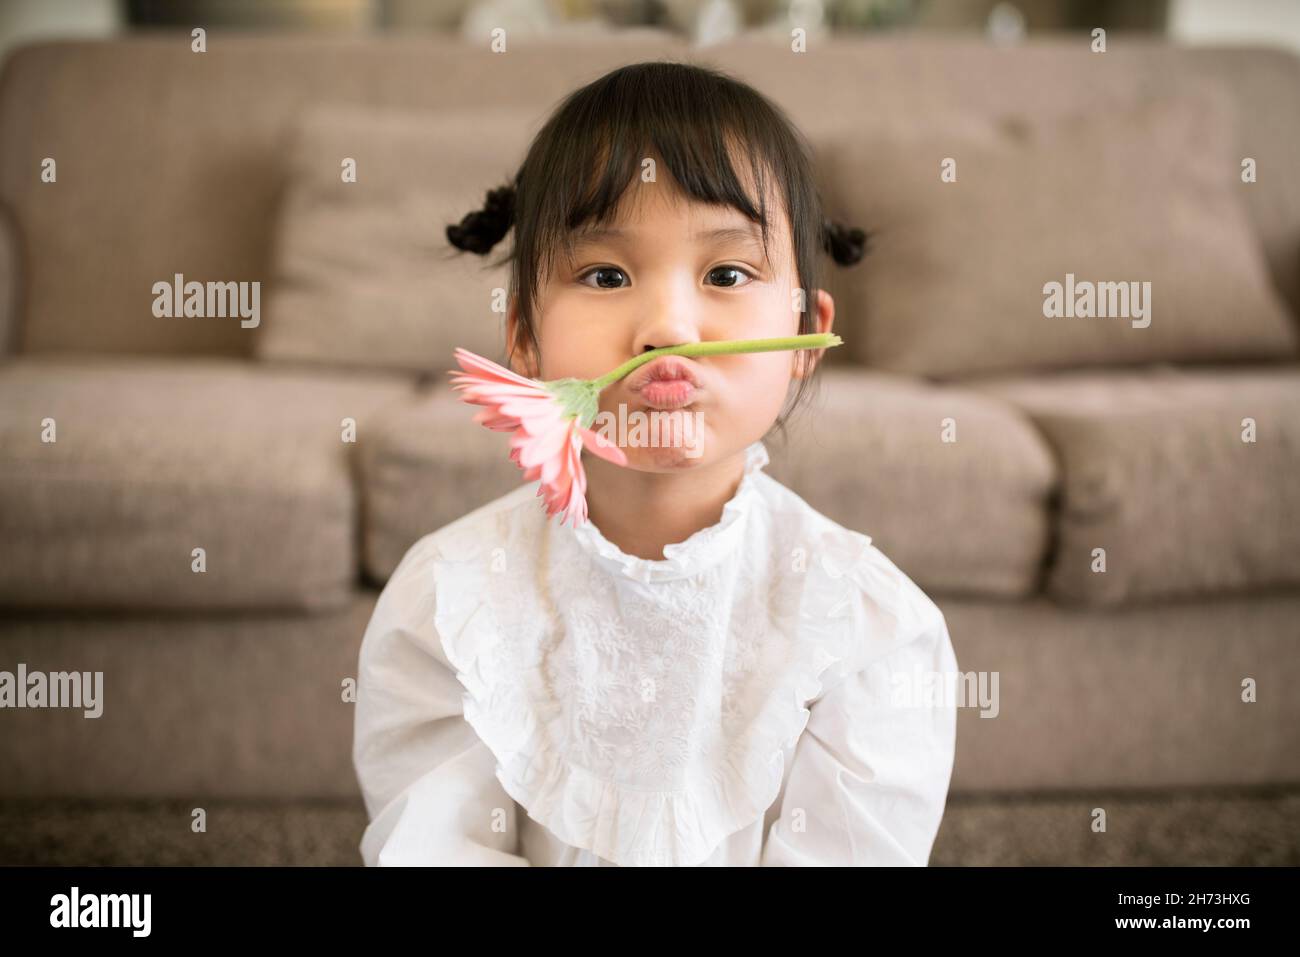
left=632, top=310, right=701, bottom=356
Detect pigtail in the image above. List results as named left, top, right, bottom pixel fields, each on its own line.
left=446, top=183, right=517, bottom=255
left=822, top=217, right=869, bottom=266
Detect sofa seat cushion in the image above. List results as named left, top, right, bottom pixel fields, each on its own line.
left=938, top=587, right=1300, bottom=792
left=970, top=362, right=1300, bottom=606
left=359, top=367, right=1057, bottom=599
left=359, top=382, right=526, bottom=583
left=0, top=357, right=414, bottom=611
left=766, top=368, right=1056, bottom=597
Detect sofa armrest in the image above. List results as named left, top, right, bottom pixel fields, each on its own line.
left=0, top=201, right=18, bottom=357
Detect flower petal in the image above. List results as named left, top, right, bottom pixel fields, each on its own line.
left=575, top=424, right=629, bottom=467
left=451, top=348, right=543, bottom=390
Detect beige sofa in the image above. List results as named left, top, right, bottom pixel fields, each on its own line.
left=1, top=33, right=1297, bottom=801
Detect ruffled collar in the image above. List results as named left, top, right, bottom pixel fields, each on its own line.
left=564, top=439, right=771, bottom=584
left=426, top=436, right=917, bottom=867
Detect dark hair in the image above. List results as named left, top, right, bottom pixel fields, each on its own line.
left=445, top=60, right=868, bottom=447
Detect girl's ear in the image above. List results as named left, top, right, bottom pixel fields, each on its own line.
left=793, top=289, right=836, bottom=380
left=505, top=299, right=542, bottom=380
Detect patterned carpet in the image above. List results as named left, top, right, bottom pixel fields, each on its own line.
left=3, top=787, right=1297, bottom=866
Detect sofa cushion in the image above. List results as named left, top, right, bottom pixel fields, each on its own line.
left=0, top=357, right=414, bottom=611
left=0, top=592, right=379, bottom=799
left=941, top=587, right=1300, bottom=791
left=764, top=368, right=1056, bottom=597
left=258, top=105, right=538, bottom=374
left=817, top=87, right=1298, bottom=378
left=358, top=367, right=1057, bottom=598
left=0, top=34, right=692, bottom=358
left=7, top=36, right=1300, bottom=357
left=971, top=363, right=1300, bottom=606
left=359, top=382, right=526, bottom=583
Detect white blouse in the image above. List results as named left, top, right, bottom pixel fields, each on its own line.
left=353, top=439, right=958, bottom=866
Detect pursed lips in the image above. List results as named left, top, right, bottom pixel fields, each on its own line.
left=627, top=357, right=701, bottom=410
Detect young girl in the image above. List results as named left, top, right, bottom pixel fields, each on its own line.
left=352, top=61, right=958, bottom=867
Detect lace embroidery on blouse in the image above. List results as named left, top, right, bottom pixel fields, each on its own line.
left=427, top=439, right=930, bottom=866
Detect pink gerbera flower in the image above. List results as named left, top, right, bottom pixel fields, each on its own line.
left=448, top=347, right=626, bottom=527
left=447, top=333, right=843, bottom=528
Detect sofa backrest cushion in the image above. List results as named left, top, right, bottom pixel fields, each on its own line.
left=817, top=86, right=1298, bottom=377
left=256, top=105, right=536, bottom=374
left=0, top=34, right=689, bottom=358
left=1, top=35, right=1297, bottom=362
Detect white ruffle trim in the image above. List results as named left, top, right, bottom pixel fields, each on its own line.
left=428, top=457, right=933, bottom=866
left=566, top=439, right=771, bottom=583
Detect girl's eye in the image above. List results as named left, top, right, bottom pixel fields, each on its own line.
left=578, top=265, right=756, bottom=289
left=706, top=265, right=754, bottom=288
left=578, top=267, right=628, bottom=289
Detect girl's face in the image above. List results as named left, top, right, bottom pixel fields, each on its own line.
left=507, top=165, right=834, bottom=472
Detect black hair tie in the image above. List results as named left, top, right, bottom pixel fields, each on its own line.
left=446, top=184, right=517, bottom=255
left=823, top=218, right=868, bottom=266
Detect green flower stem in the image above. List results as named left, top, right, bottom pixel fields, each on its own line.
left=590, top=333, right=843, bottom=393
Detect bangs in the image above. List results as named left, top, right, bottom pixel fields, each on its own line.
left=507, top=60, right=823, bottom=328
left=543, top=123, right=778, bottom=284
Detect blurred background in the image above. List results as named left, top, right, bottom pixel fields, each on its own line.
left=0, top=0, right=1297, bottom=867
left=3, top=0, right=1300, bottom=55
